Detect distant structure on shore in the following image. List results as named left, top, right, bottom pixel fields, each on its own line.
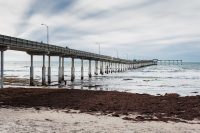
left=0, top=34, right=157, bottom=88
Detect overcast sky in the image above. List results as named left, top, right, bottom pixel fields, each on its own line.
left=1, top=0, right=200, bottom=62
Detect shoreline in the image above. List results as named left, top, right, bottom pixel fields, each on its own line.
left=1, top=88, right=200, bottom=122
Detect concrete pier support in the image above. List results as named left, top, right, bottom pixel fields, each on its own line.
left=115, top=63, right=117, bottom=72
left=106, top=62, right=109, bottom=74
left=110, top=62, right=113, bottom=73
left=71, top=58, right=75, bottom=82
left=58, top=56, right=62, bottom=83
left=115, top=63, right=117, bottom=73
left=88, top=60, right=92, bottom=78
left=110, top=62, right=112, bottom=73
left=113, top=63, right=115, bottom=73
left=30, top=55, right=34, bottom=86
left=81, top=59, right=84, bottom=80
left=118, top=63, right=120, bottom=72
left=108, top=62, right=111, bottom=73
left=61, top=57, right=64, bottom=81
left=48, top=56, right=51, bottom=84
left=0, top=51, right=4, bottom=88
left=42, top=55, right=46, bottom=85
left=104, top=62, right=107, bottom=73
left=105, top=62, right=109, bottom=74
left=95, top=60, right=98, bottom=75
left=100, top=61, right=104, bottom=75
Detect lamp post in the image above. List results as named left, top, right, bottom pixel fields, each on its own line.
left=41, top=24, right=49, bottom=44
left=96, top=42, right=101, bottom=55
left=126, top=54, right=128, bottom=60
left=115, top=49, right=118, bottom=58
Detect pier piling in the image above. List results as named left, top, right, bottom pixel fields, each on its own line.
left=81, top=59, right=84, bottom=80
left=89, top=60, right=92, bottom=78
left=95, top=60, right=98, bottom=75
left=100, top=61, right=104, bottom=75
left=71, top=58, right=75, bottom=82
left=58, top=56, right=62, bottom=83
left=48, top=55, right=51, bottom=84
left=61, top=57, right=64, bottom=81
left=30, top=55, right=34, bottom=86
left=42, top=55, right=46, bottom=85
left=0, top=51, right=4, bottom=88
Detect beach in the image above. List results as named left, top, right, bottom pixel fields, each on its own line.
left=1, top=108, right=200, bottom=133
left=0, top=88, right=200, bottom=132
left=1, top=0, right=200, bottom=132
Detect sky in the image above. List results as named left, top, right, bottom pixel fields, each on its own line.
left=1, top=0, right=200, bottom=62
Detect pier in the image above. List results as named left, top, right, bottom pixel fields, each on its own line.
left=0, top=34, right=157, bottom=88
left=157, top=60, right=183, bottom=65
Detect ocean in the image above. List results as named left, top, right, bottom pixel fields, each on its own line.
left=3, top=60, right=200, bottom=96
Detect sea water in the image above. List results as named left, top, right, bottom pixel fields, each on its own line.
left=3, top=60, right=200, bottom=96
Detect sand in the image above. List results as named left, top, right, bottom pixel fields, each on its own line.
left=0, top=108, right=200, bottom=133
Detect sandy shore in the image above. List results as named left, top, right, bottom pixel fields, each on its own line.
left=0, top=108, right=200, bottom=133
left=0, top=88, right=200, bottom=132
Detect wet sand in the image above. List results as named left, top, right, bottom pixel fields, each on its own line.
left=0, top=88, right=200, bottom=122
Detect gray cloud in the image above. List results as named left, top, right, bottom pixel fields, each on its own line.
left=1, top=0, right=200, bottom=61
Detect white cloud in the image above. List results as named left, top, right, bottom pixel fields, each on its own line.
left=1, top=0, right=200, bottom=61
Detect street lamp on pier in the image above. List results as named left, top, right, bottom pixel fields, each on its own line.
left=41, top=23, right=49, bottom=44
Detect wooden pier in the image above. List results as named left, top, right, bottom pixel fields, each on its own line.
left=0, top=34, right=157, bottom=88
